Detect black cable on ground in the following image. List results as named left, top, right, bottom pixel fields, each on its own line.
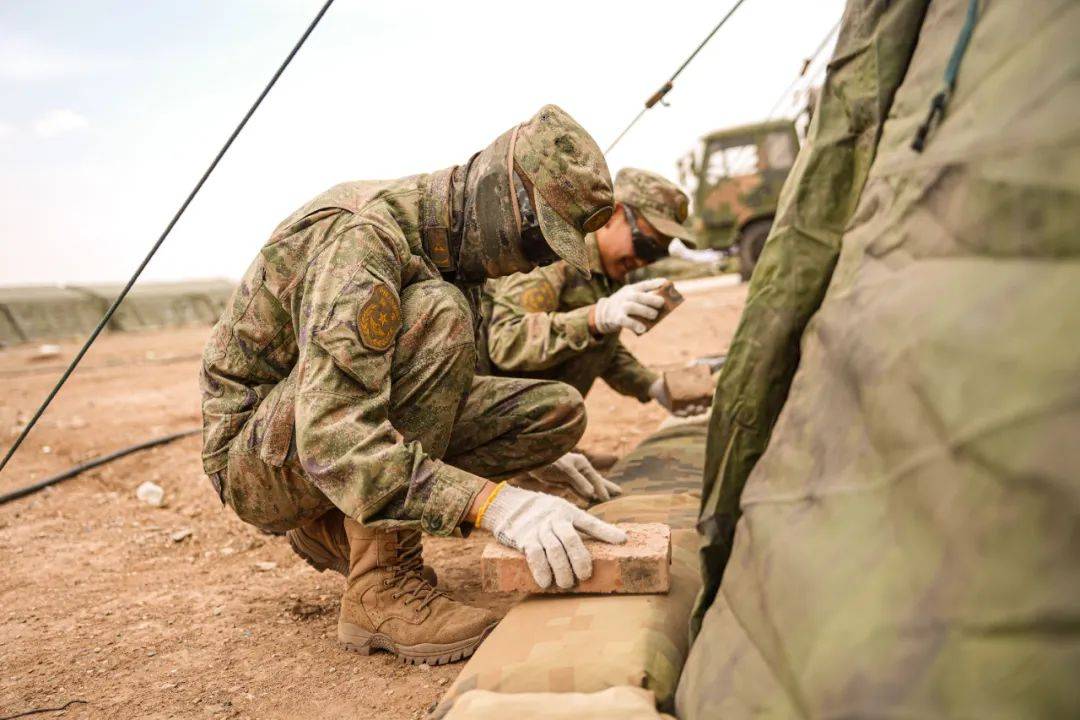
left=0, top=700, right=87, bottom=720
left=0, top=0, right=336, bottom=477
left=0, top=429, right=199, bottom=506
left=606, top=0, right=749, bottom=153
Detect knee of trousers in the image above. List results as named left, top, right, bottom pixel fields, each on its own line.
left=221, top=452, right=334, bottom=534
left=394, top=280, right=477, bottom=374
left=531, top=380, right=587, bottom=460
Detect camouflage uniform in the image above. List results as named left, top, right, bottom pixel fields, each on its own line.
left=479, top=235, right=658, bottom=402
left=200, top=105, right=614, bottom=536
left=478, top=168, right=696, bottom=402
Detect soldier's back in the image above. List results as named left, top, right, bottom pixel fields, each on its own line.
left=200, top=176, right=432, bottom=475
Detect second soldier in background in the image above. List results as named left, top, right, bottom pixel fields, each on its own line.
left=477, top=169, right=700, bottom=493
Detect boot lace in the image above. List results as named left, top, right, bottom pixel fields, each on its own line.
left=386, top=532, right=445, bottom=612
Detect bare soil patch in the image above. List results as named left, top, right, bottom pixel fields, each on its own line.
left=0, top=281, right=746, bottom=719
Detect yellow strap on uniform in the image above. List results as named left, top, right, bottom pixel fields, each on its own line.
left=475, top=482, right=506, bottom=527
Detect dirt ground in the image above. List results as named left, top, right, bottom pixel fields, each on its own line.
left=0, top=278, right=746, bottom=720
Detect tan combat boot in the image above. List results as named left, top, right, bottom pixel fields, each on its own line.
left=287, top=508, right=350, bottom=575
left=338, top=519, right=499, bottom=665
left=287, top=509, right=438, bottom=585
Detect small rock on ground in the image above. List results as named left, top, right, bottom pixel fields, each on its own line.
left=136, top=481, right=165, bottom=507
left=171, top=528, right=193, bottom=543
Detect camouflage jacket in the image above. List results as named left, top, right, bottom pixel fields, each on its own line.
left=480, top=236, right=658, bottom=401
left=199, top=171, right=485, bottom=536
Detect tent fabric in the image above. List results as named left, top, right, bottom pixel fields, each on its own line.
left=430, top=496, right=702, bottom=718
left=680, top=0, right=1080, bottom=716
left=675, top=591, right=797, bottom=719
left=693, top=0, right=932, bottom=637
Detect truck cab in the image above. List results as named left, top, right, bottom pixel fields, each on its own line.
left=679, top=119, right=799, bottom=279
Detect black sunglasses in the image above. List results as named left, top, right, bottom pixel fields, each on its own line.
left=623, top=206, right=669, bottom=263
left=514, top=173, right=561, bottom=267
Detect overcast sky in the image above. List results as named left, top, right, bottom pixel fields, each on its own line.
left=0, top=0, right=842, bottom=286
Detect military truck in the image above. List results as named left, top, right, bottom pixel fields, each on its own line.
left=678, top=118, right=799, bottom=280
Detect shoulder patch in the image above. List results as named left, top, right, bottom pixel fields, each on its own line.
left=424, top=229, right=452, bottom=271
left=358, top=284, right=401, bottom=351
left=519, top=282, right=558, bottom=312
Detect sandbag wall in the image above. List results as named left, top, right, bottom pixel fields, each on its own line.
left=0, top=280, right=235, bottom=346
left=429, top=417, right=710, bottom=718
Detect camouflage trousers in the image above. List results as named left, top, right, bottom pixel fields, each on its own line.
left=218, top=280, right=586, bottom=533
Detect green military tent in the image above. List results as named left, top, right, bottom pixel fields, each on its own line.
left=0, top=285, right=107, bottom=346
left=680, top=0, right=1080, bottom=716
left=0, top=280, right=235, bottom=346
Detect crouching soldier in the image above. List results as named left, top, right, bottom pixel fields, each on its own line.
left=477, top=169, right=700, bottom=490
left=199, top=106, right=627, bottom=665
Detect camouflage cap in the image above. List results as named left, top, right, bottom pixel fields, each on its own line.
left=614, top=168, right=698, bottom=247
left=513, top=105, right=614, bottom=276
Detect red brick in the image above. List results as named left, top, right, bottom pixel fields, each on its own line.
left=481, top=522, right=671, bottom=594
left=663, top=364, right=714, bottom=414
left=640, top=281, right=684, bottom=331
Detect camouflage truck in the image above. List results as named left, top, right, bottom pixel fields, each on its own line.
left=678, top=118, right=799, bottom=280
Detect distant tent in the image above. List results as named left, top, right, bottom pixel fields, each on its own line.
left=0, top=285, right=107, bottom=346
left=682, top=0, right=1080, bottom=717
left=81, top=280, right=236, bottom=332
left=0, top=279, right=234, bottom=346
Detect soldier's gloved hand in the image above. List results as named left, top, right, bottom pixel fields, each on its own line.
left=593, top=278, right=669, bottom=335
left=478, top=484, right=628, bottom=589
left=526, top=452, right=623, bottom=502
left=649, top=376, right=709, bottom=417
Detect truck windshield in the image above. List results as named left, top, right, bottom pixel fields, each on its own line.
left=762, top=131, right=795, bottom=169
left=706, top=142, right=759, bottom=183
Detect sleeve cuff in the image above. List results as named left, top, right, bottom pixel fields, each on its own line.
left=419, top=461, right=488, bottom=536
left=631, top=369, right=661, bottom=402
left=561, top=305, right=599, bottom=350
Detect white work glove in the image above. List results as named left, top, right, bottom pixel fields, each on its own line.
left=527, top=451, right=623, bottom=502
left=593, top=278, right=669, bottom=335
left=649, top=376, right=709, bottom=417
left=479, top=485, right=628, bottom=589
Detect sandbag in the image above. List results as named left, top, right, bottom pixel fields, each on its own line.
left=430, top=508, right=700, bottom=717
left=588, top=489, right=699, bottom=532
left=681, top=0, right=1080, bottom=716
left=443, top=687, right=674, bottom=720
left=607, top=416, right=708, bottom=496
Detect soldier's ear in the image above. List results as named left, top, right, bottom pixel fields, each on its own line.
left=609, top=202, right=627, bottom=229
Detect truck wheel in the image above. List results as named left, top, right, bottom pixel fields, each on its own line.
left=737, top=219, right=773, bottom=281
